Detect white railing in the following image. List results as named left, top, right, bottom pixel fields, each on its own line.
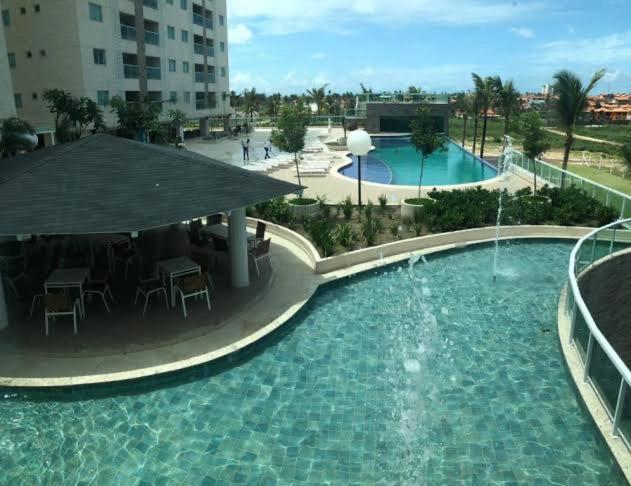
left=567, top=218, right=631, bottom=446
left=506, top=149, right=631, bottom=219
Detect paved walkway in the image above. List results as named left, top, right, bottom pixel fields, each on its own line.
left=545, top=128, right=623, bottom=146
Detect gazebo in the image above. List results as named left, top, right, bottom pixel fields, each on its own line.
left=0, top=134, right=302, bottom=329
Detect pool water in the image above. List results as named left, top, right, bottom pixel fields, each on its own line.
left=339, top=137, right=497, bottom=186
left=0, top=241, right=624, bottom=484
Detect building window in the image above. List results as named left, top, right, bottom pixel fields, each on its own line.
left=181, top=30, right=188, bottom=42
left=32, top=93, right=38, bottom=100
left=14, top=94, right=22, bottom=108
left=40, top=49, right=46, bottom=57
left=166, top=0, right=173, bottom=4
left=26, top=50, right=32, bottom=58
left=219, top=15, right=224, bottom=26
left=221, top=67, right=225, bottom=78
left=220, top=41, right=225, bottom=53
left=19, top=7, right=26, bottom=15
left=182, top=61, right=189, bottom=73
left=89, top=3, right=103, bottom=22
left=184, top=91, right=191, bottom=103
left=34, top=4, right=40, bottom=12
left=170, top=91, right=177, bottom=103
left=168, top=59, right=176, bottom=72
left=97, top=90, right=109, bottom=106
left=167, top=26, right=175, bottom=40
left=7, top=52, right=15, bottom=68
left=2, top=9, right=10, bottom=26
left=93, top=48, right=106, bottom=65
left=180, top=0, right=187, bottom=10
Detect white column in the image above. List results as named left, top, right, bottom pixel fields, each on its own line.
left=199, top=117, right=209, bottom=138
left=0, top=275, right=8, bottom=330
left=228, top=207, right=250, bottom=288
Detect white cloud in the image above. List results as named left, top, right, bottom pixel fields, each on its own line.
left=228, top=24, right=253, bottom=44
left=510, top=27, right=535, bottom=39
left=227, top=0, right=543, bottom=36
left=231, top=72, right=271, bottom=90
left=312, top=52, right=327, bottom=60
left=357, top=66, right=375, bottom=77
left=535, top=30, right=631, bottom=66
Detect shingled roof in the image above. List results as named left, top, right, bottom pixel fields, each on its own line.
left=0, top=134, right=302, bottom=235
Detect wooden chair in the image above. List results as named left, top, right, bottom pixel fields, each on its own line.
left=249, top=221, right=267, bottom=250
left=44, top=293, right=80, bottom=336
left=113, top=245, right=137, bottom=279
left=211, top=237, right=229, bottom=268
left=174, top=274, right=211, bottom=318
left=248, top=238, right=272, bottom=276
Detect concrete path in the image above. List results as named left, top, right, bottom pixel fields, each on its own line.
left=545, top=128, right=622, bottom=146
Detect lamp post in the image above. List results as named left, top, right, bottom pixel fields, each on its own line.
left=347, top=129, right=372, bottom=207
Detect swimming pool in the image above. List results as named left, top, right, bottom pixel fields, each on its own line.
left=0, top=241, right=624, bottom=484
left=339, top=137, right=497, bottom=186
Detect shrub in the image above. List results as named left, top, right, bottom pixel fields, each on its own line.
left=362, top=217, right=380, bottom=246
left=308, top=219, right=336, bottom=257
left=341, top=196, right=353, bottom=220
left=595, top=204, right=618, bottom=226
left=317, top=194, right=330, bottom=219
left=364, top=200, right=375, bottom=220
left=288, top=198, right=318, bottom=206
left=335, top=223, right=356, bottom=249
left=256, top=197, right=292, bottom=224
left=378, top=194, right=388, bottom=212
left=390, top=222, right=400, bottom=239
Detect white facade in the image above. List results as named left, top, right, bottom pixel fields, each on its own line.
left=0, top=0, right=16, bottom=119
left=1, top=0, right=229, bottom=127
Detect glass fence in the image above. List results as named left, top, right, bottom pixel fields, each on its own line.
left=567, top=218, right=631, bottom=447
left=506, top=149, right=631, bottom=219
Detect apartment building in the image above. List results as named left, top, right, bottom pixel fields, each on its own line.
left=0, top=0, right=16, bottom=119
left=1, top=0, right=229, bottom=134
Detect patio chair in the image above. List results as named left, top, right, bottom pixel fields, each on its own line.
left=82, top=270, right=114, bottom=313
left=174, top=274, right=211, bottom=318
left=248, top=221, right=267, bottom=250
left=11, top=273, right=45, bottom=318
left=113, top=245, right=138, bottom=279
left=44, top=293, right=80, bottom=336
left=134, top=275, right=169, bottom=317
left=211, top=237, right=229, bottom=268
left=248, top=238, right=272, bottom=276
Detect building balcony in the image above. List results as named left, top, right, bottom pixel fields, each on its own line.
left=145, top=30, right=159, bottom=46
left=193, top=43, right=214, bottom=57
left=121, top=24, right=136, bottom=41
left=143, top=0, right=158, bottom=8
left=147, top=66, right=161, bottom=80
left=193, top=13, right=213, bottom=29
left=195, top=72, right=215, bottom=84
left=123, top=64, right=139, bottom=78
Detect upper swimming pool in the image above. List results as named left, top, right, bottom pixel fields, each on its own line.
left=339, top=136, right=497, bottom=186
left=0, top=240, right=624, bottom=484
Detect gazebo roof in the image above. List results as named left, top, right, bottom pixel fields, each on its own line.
left=0, top=134, right=302, bottom=235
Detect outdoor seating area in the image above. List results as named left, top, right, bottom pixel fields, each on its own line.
left=1, top=217, right=275, bottom=338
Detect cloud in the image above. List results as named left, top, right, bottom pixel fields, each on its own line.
left=312, top=52, right=327, bottom=60
left=510, top=27, right=535, bottom=39
left=535, top=30, right=631, bottom=66
left=357, top=66, right=375, bottom=77
left=231, top=71, right=271, bottom=90
left=227, top=0, right=543, bottom=36
left=228, top=24, right=253, bottom=44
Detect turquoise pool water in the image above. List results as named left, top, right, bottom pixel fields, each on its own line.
left=0, top=241, right=624, bottom=484
left=339, top=137, right=497, bottom=186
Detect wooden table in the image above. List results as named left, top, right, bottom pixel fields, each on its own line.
left=201, top=224, right=257, bottom=242
left=45, top=267, right=89, bottom=318
left=159, top=256, right=201, bottom=307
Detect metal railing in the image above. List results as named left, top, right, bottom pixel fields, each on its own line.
left=193, top=13, right=213, bottom=29
left=355, top=92, right=450, bottom=104
left=344, top=109, right=367, bottom=118
left=123, top=64, right=139, bottom=78
left=507, top=149, right=631, bottom=219
left=567, top=218, right=631, bottom=447
left=147, top=66, right=161, bottom=80
left=145, top=30, right=159, bottom=46
left=194, top=72, right=215, bottom=83
left=120, top=24, right=136, bottom=41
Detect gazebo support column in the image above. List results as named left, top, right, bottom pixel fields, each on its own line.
left=0, top=276, right=8, bottom=330
left=228, top=207, right=250, bottom=288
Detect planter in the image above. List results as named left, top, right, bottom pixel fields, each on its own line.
left=401, top=198, right=433, bottom=222
left=519, top=195, right=551, bottom=204
left=288, top=198, right=320, bottom=219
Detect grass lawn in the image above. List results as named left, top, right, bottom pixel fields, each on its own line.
left=548, top=163, right=631, bottom=195
left=569, top=124, right=631, bottom=144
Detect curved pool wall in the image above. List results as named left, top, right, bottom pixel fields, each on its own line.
left=0, top=240, right=625, bottom=484
left=339, top=136, right=497, bottom=186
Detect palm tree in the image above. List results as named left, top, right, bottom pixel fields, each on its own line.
left=306, top=84, right=329, bottom=116
left=265, top=93, right=282, bottom=117
left=0, top=117, right=37, bottom=157
left=242, top=88, right=260, bottom=121
left=472, top=73, right=495, bottom=159
left=168, top=109, right=187, bottom=145
left=553, top=69, right=606, bottom=184
left=471, top=93, right=481, bottom=154
left=491, top=77, right=520, bottom=136
left=453, top=92, right=473, bottom=148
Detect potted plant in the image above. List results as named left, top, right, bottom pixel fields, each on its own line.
left=288, top=197, right=320, bottom=218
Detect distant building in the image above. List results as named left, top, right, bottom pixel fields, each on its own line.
left=541, top=84, right=553, bottom=97
left=1, top=0, right=230, bottom=140
left=345, top=93, right=451, bottom=134
left=0, top=0, right=16, bottom=120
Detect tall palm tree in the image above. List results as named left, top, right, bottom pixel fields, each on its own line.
left=553, top=69, right=606, bottom=183
left=490, top=77, right=520, bottom=137
left=242, top=87, right=260, bottom=121
left=0, top=117, right=37, bottom=157
left=472, top=73, right=494, bottom=159
left=454, top=92, right=474, bottom=148
left=265, top=93, right=282, bottom=117
left=471, top=93, right=481, bottom=154
left=306, top=84, right=329, bottom=116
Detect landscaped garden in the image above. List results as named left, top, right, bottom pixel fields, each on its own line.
left=247, top=185, right=619, bottom=257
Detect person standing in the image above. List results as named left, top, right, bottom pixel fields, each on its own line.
left=264, top=140, right=271, bottom=159
left=242, top=138, right=250, bottom=162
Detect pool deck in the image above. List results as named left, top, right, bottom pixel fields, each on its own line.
left=0, top=228, right=322, bottom=387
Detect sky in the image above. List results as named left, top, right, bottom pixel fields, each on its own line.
left=226, top=0, right=631, bottom=95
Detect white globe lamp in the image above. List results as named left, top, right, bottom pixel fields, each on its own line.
left=347, top=129, right=372, bottom=206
